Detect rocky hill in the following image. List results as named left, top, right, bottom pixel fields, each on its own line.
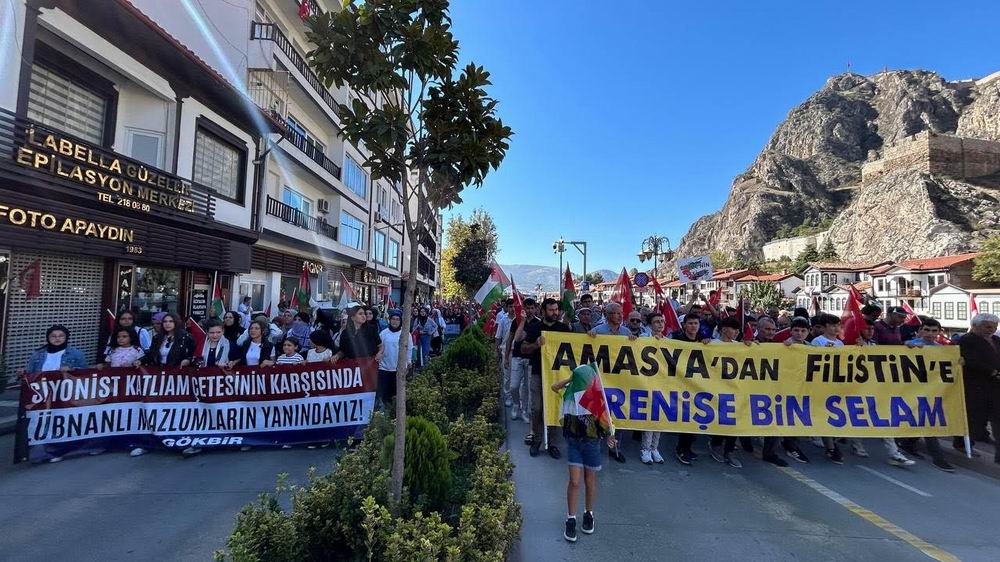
left=674, top=69, right=1000, bottom=265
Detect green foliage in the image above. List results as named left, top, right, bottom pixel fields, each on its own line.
left=291, top=414, right=393, bottom=560
left=442, top=333, right=490, bottom=371
left=793, top=244, right=821, bottom=273
left=218, top=489, right=301, bottom=562
left=774, top=217, right=833, bottom=240
left=383, top=416, right=454, bottom=512
left=762, top=256, right=794, bottom=274
left=460, top=322, right=488, bottom=345
left=973, top=236, right=1000, bottom=283
left=441, top=210, right=500, bottom=299
left=818, top=237, right=839, bottom=260
left=406, top=370, right=450, bottom=430
left=739, top=281, right=784, bottom=310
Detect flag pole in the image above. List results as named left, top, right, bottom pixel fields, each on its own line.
left=964, top=435, right=972, bottom=459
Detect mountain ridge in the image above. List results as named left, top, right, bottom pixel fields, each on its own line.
left=500, top=264, right=616, bottom=292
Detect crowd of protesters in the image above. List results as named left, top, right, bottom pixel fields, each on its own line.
left=16, top=296, right=485, bottom=463
left=492, top=289, right=1000, bottom=542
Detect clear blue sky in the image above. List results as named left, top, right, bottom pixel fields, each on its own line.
left=443, top=0, right=1000, bottom=274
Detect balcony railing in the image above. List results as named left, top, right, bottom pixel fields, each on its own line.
left=266, top=195, right=337, bottom=240
left=250, top=21, right=341, bottom=123
left=278, top=115, right=342, bottom=179
left=896, top=288, right=922, bottom=297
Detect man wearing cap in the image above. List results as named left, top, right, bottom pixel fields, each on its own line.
left=571, top=306, right=594, bottom=333
left=874, top=306, right=907, bottom=345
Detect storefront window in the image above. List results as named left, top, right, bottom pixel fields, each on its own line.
left=240, top=281, right=266, bottom=312
left=133, top=267, right=181, bottom=327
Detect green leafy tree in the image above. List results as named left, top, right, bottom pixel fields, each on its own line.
left=739, top=281, right=783, bottom=310
left=440, top=209, right=498, bottom=299
left=793, top=244, right=820, bottom=273
left=710, top=250, right=735, bottom=270
left=973, top=236, right=1000, bottom=283
left=576, top=272, right=604, bottom=285
left=818, top=237, right=839, bottom=260
left=307, top=0, right=512, bottom=508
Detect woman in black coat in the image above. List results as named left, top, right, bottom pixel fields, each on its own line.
left=142, top=313, right=195, bottom=367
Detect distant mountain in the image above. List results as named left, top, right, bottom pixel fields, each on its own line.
left=501, top=265, right=616, bottom=292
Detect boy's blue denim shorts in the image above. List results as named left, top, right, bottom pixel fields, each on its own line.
left=566, top=436, right=602, bottom=471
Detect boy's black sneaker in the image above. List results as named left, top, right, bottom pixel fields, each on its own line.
left=762, top=453, right=789, bottom=467
left=826, top=447, right=844, bottom=465
left=784, top=446, right=810, bottom=463
left=581, top=511, right=595, bottom=534
left=932, top=459, right=956, bottom=473
left=524, top=433, right=534, bottom=446
left=548, top=445, right=561, bottom=460
left=675, top=450, right=694, bottom=465
left=529, top=441, right=541, bottom=457
left=564, top=517, right=577, bottom=542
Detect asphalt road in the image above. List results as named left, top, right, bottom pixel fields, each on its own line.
left=507, top=417, right=1000, bottom=562
left=0, top=435, right=338, bottom=561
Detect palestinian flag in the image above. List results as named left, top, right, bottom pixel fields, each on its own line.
left=561, top=363, right=614, bottom=434
left=561, top=266, right=576, bottom=323
left=475, top=261, right=509, bottom=311
left=290, top=263, right=310, bottom=309
left=211, top=275, right=225, bottom=319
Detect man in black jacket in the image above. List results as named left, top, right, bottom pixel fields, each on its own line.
left=958, top=313, right=1000, bottom=460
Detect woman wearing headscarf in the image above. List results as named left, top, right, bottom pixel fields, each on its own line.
left=142, top=313, right=195, bottom=368
left=431, top=308, right=446, bottom=355
left=412, top=307, right=436, bottom=366
left=20, top=325, right=91, bottom=463
left=222, top=310, right=244, bottom=350
left=377, top=309, right=412, bottom=406
left=334, top=305, right=383, bottom=361
left=287, top=311, right=314, bottom=352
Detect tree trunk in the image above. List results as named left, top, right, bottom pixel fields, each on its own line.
left=390, top=198, right=425, bottom=509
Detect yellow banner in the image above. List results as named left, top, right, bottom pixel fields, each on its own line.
left=542, top=333, right=968, bottom=437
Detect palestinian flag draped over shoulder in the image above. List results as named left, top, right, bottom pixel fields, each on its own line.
left=561, top=363, right=614, bottom=435
left=475, top=260, right=509, bottom=310
left=561, top=266, right=576, bottom=323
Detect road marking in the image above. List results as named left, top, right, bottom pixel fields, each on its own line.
left=0, top=400, right=18, bottom=407
left=857, top=466, right=932, bottom=498
left=778, top=466, right=959, bottom=562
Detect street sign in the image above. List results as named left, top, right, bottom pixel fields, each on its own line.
left=634, top=272, right=649, bottom=288
left=581, top=281, right=590, bottom=291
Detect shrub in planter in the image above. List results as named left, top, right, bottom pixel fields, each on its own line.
left=454, top=446, right=521, bottom=560
left=291, top=413, right=392, bottom=561
left=406, top=369, right=450, bottom=430
left=441, top=335, right=489, bottom=371
left=217, top=491, right=300, bottom=562
left=382, top=416, right=454, bottom=512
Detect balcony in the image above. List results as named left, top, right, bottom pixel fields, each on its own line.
left=266, top=196, right=337, bottom=240
left=250, top=22, right=341, bottom=122
left=896, top=288, right=922, bottom=297
left=276, top=114, right=342, bottom=179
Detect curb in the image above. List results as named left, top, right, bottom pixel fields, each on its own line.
left=937, top=438, right=1000, bottom=480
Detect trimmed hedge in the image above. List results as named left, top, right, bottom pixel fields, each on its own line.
left=216, top=323, right=520, bottom=562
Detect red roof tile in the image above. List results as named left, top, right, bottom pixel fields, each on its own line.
left=807, top=261, right=889, bottom=271
left=895, top=253, right=979, bottom=271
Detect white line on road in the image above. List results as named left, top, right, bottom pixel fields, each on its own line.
left=0, top=400, right=18, bottom=407
left=857, top=466, right=932, bottom=497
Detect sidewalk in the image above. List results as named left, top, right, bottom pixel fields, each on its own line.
left=0, top=386, right=18, bottom=435
left=939, top=436, right=1000, bottom=479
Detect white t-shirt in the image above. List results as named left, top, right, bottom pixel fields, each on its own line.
left=245, top=342, right=262, bottom=365
left=307, top=348, right=333, bottom=363
left=41, top=350, right=65, bottom=371
left=159, top=341, right=171, bottom=364
left=810, top=335, right=844, bottom=347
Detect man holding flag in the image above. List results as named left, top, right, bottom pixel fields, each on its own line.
left=551, top=363, right=617, bottom=543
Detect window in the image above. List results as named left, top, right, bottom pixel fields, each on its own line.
left=127, top=128, right=164, bottom=168
left=239, top=281, right=266, bottom=311
left=287, top=114, right=326, bottom=156
left=28, top=62, right=108, bottom=145
left=944, top=302, right=955, bottom=320
left=388, top=239, right=400, bottom=268
left=979, top=301, right=987, bottom=314
left=928, top=274, right=944, bottom=289
left=340, top=211, right=365, bottom=249
left=932, top=302, right=942, bottom=318
left=343, top=156, right=368, bottom=198
left=822, top=273, right=830, bottom=287
left=372, top=230, right=386, bottom=263
left=958, top=302, right=968, bottom=321
left=876, top=279, right=884, bottom=292
left=993, top=302, right=1000, bottom=315
left=282, top=187, right=311, bottom=227
left=193, top=123, right=245, bottom=202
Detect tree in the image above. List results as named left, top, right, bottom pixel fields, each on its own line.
left=793, top=244, right=820, bottom=273
left=973, top=236, right=1000, bottom=283
left=740, top=281, right=783, bottom=310
left=307, top=1, right=512, bottom=508
left=710, top=250, right=735, bottom=270
left=440, top=209, right=498, bottom=299
left=818, top=237, right=839, bottom=260
left=576, top=272, right=604, bottom=285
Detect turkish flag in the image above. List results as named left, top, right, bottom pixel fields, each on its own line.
left=970, top=293, right=980, bottom=317
left=186, top=318, right=207, bottom=359
left=840, top=285, right=867, bottom=344
left=18, top=259, right=41, bottom=299
left=900, top=302, right=921, bottom=327
left=511, top=276, right=524, bottom=321
left=650, top=277, right=681, bottom=333
left=610, top=268, right=634, bottom=318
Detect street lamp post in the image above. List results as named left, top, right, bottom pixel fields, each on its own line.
left=553, top=238, right=566, bottom=293
left=638, top=235, right=674, bottom=304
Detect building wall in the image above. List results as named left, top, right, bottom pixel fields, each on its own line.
left=0, top=0, right=26, bottom=112
left=862, top=131, right=1000, bottom=183
left=762, top=231, right=830, bottom=261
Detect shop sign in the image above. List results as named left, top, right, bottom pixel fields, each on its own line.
left=190, top=286, right=209, bottom=320
left=304, top=260, right=325, bottom=274
left=363, top=269, right=391, bottom=286
left=15, top=126, right=196, bottom=214
left=116, top=264, right=134, bottom=312
left=0, top=202, right=139, bottom=252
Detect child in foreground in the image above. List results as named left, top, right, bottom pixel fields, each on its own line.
left=552, top=365, right=616, bottom=543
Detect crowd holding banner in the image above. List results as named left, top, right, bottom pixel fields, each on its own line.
left=485, top=261, right=1000, bottom=543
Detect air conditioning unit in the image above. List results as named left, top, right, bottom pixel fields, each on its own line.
left=317, top=199, right=330, bottom=214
